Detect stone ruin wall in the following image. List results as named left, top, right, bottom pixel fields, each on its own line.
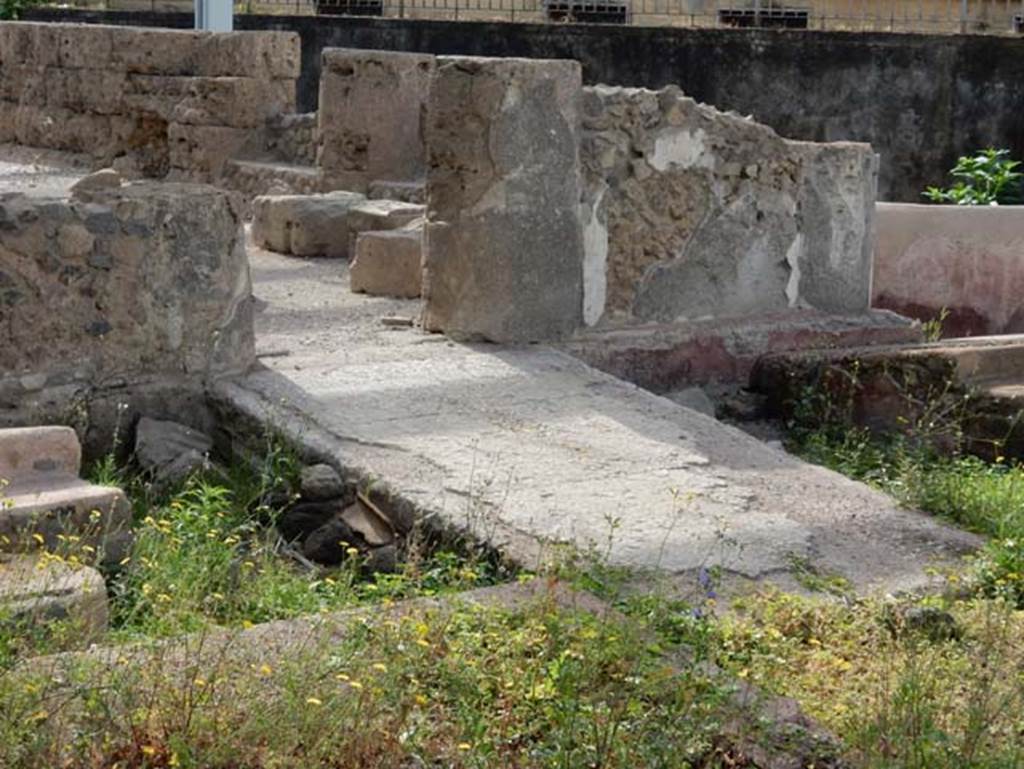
left=0, top=181, right=253, bottom=451
left=0, top=22, right=300, bottom=181
left=579, top=85, right=877, bottom=328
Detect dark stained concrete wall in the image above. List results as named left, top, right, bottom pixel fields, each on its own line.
left=23, top=9, right=1024, bottom=201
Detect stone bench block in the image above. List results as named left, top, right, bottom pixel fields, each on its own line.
left=251, top=191, right=367, bottom=257
left=350, top=227, right=423, bottom=299
left=422, top=56, right=586, bottom=343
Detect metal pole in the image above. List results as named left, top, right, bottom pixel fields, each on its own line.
left=195, top=0, right=234, bottom=30
left=960, top=0, right=968, bottom=32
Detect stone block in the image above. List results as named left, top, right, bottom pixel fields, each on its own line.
left=251, top=191, right=367, bottom=257
left=368, top=180, right=425, bottom=204
left=0, top=23, right=60, bottom=67
left=0, top=426, right=81, bottom=482
left=350, top=227, right=423, bottom=299
left=168, top=123, right=256, bottom=180
left=168, top=77, right=296, bottom=129
left=114, top=28, right=301, bottom=79
left=56, top=23, right=114, bottom=69
left=45, top=67, right=126, bottom=115
left=422, top=56, right=586, bottom=343
left=317, top=48, right=434, bottom=192
left=0, top=554, right=108, bottom=648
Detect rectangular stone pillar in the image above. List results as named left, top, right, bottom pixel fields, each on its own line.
left=317, top=48, right=434, bottom=193
left=422, top=56, right=585, bottom=343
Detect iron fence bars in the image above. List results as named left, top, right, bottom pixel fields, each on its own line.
left=66, top=0, right=1024, bottom=33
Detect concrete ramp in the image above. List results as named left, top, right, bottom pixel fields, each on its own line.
left=219, top=248, right=981, bottom=598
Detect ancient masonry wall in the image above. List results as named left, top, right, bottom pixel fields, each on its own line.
left=317, top=48, right=433, bottom=193
left=0, top=182, right=254, bottom=447
left=0, top=22, right=300, bottom=180
left=579, top=85, right=877, bottom=327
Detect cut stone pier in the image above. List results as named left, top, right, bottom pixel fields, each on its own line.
left=421, top=56, right=586, bottom=343
left=317, top=48, right=434, bottom=193
left=219, top=249, right=982, bottom=600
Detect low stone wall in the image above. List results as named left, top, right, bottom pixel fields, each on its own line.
left=873, top=202, right=1024, bottom=337
left=0, top=181, right=254, bottom=450
left=0, top=22, right=300, bottom=180
left=579, top=85, right=877, bottom=327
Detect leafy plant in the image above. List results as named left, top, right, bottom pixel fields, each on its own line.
left=923, top=148, right=1022, bottom=205
left=0, top=0, right=37, bottom=21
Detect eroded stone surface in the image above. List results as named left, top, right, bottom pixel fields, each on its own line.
left=251, top=190, right=366, bottom=257
left=317, top=48, right=433, bottom=192
left=422, top=56, right=585, bottom=343
left=579, top=85, right=877, bottom=327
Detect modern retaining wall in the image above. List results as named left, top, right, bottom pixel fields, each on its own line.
left=873, top=202, right=1024, bottom=336
left=22, top=9, right=1024, bottom=202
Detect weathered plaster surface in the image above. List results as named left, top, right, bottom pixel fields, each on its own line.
left=579, top=85, right=877, bottom=327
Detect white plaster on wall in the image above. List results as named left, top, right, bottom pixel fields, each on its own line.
left=785, top=233, right=804, bottom=307
left=648, top=127, right=714, bottom=172
left=581, top=183, right=609, bottom=326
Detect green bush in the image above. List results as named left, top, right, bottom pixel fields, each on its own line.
left=923, top=148, right=1022, bottom=206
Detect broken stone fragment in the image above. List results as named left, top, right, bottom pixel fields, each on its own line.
left=340, top=499, right=394, bottom=547
left=299, top=463, right=346, bottom=502
left=134, top=417, right=212, bottom=486
left=69, top=167, right=123, bottom=200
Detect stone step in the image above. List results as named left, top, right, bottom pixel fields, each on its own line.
left=0, top=425, right=81, bottom=482
left=221, top=158, right=323, bottom=200
left=560, top=308, right=923, bottom=393
left=0, top=427, right=131, bottom=564
left=350, top=226, right=423, bottom=299
left=0, top=552, right=108, bottom=648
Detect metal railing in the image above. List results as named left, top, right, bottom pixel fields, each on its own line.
left=53, top=0, right=1024, bottom=34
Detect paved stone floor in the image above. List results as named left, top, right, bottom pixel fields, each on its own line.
left=223, top=242, right=983, bottom=599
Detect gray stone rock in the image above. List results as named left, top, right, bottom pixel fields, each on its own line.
left=299, top=463, right=345, bottom=501
left=277, top=500, right=341, bottom=543
left=421, top=56, right=586, bottom=343
left=69, top=168, right=122, bottom=200
left=301, top=516, right=360, bottom=565
left=900, top=605, right=961, bottom=642
left=666, top=386, right=716, bottom=418
left=363, top=543, right=398, bottom=574
left=134, top=417, right=212, bottom=485
left=0, top=553, right=108, bottom=648
left=340, top=500, right=394, bottom=546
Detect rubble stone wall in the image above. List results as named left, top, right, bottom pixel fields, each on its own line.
left=579, top=85, right=877, bottom=327
left=0, top=182, right=254, bottom=436
left=0, top=22, right=300, bottom=180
